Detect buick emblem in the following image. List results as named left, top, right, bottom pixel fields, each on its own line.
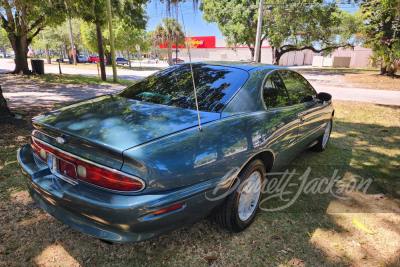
left=56, top=137, right=65, bottom=144
left=56, top=135, right=69, bottom=144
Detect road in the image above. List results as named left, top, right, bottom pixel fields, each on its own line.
left=298, top=70, right=400, bottom=106
left=1, top=58, right=399, bottom=106
left=0, top=58, right=164, bottom=81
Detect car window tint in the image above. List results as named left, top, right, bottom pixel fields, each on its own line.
left=263, top=72, right=290, bottom=108
left=279, top=71, right=316, bottom=104
left=118, top=64, right=248, bottom=112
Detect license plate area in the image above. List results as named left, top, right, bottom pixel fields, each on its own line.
left=47, top=153, right=78, bottom=185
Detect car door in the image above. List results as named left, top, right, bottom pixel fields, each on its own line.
left=262, top=71, right=301, bottom=168
left=279, top=70, right=326, bottom=149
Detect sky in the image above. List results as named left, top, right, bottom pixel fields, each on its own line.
left=146, top=1, right=224, bottom=38
left=146, top=1, right=359, bottom=39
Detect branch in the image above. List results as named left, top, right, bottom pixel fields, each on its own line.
left=27, top=27, right=42, bottom=45
left=1, top=14, right=13, bottom=32
left=2, top=0, right=15, bottom=31
left=26, top=16, right=45, bottom=34
left=21, top=3, right=27, bottom=35
left=280, top=44, right=354, bottom=54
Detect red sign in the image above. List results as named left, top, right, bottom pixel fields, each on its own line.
left=159, top=36, right=216, bottom=49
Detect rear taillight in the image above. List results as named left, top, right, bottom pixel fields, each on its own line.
left=30, top=137, right=145, bottom=192
left=30, top=137, right=49, bottom=161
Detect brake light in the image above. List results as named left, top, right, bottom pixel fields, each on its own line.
left=30, top=137, right=145, bottom=192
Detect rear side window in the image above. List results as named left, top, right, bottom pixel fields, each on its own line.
left=279, top=71, right=316, bottom=104
left=263, top=72, right=290, bottom=108
left=119, top=64, right=249, bottom=112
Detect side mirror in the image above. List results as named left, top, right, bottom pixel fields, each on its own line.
left=317, top=92, right=332, bottom=102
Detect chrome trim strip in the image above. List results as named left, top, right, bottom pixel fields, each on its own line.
left=32, top=136, right=146, bottom=192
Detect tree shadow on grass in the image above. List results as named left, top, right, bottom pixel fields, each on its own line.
left=1, top=113, right=399, bottom=266
left=0, top=74, right=123, bottom=107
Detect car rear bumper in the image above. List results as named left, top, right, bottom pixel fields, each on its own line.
left=18, top=144, right=226, bottom=242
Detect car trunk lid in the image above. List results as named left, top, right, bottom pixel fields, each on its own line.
left=32, top=95, right=220, bottom=169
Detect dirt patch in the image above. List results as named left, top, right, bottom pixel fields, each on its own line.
left=299, top=69, right=400, bottom=91
left=344, top=73, right=400, bottom=91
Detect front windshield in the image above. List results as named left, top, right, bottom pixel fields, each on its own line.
left=118, top=63, right=249, bottom=112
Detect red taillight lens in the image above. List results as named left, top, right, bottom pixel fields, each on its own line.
left=30, top=137, right=144, bottom=192
left=76, top=161, right=144, bottom=191
left=59, top=159, right=77, bottom=179
left=30, top=137, right=49, bottom=161
left=153, top=204, right=183, bottom=216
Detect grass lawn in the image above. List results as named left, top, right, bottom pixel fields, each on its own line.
left=299, top=67, right=400, bottom=91
left=45, top=62, right=166, bottom=72
left=0, top=100, right=399, bottom=266
left=26, top=73, right=134, bottom=87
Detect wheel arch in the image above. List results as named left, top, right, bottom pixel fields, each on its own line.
left=236, top=149, right=275, bottom=180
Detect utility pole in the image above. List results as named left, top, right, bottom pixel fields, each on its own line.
left=68, top=17, right=76, bottom=65
left=106, top=0, right=118, bottom=82
left=254, top=0, right=264, bottom=62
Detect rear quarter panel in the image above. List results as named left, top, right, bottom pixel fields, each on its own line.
left=122, top=111, right=280, bottom=193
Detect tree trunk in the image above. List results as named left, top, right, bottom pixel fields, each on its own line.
left=271, top=46, right=282, bottom=65
left=9, top=35, right=31, bottom=74
left=249, top=47, right=255, bottom=60
left=0, top=85, right=14, bottom=121
left=63, top=45, right=68, bottom=59
left=257, top=41, right=262, bottom=62
left=105, top=52, right=112, bottom=66
left=167, top=45, right=173, bottom=66
left=380, top=66, right=387, bottom=75
left=127, top=48, right=131, bottom=68
left=45, top=44, right=51, bottom=64
left=96, top=23, right=107, bottom=81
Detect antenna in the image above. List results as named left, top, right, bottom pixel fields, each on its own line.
left=180, top=6, right=202, bottom=132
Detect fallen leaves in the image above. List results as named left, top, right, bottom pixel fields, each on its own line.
left=353, top=218, right=374, bottom=234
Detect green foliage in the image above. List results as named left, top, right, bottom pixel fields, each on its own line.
left=359, top=0, right=400, bottom=75
left=201, top=0, right=362, bottom=63
left=79, top=0, right=147, bottom=56
left=0, top=0, right=67, bottom=36
left=0, top=28, right=11, bottom=56
left=81, top=22, right=107, bottom=53
left=32, top=19, right=83, bottom=53
left=74, top=0, right=147, bottom=27
left=264, top=2, right=361, bottom=51
left=1, top=0, right=69, bottom=73
left=201, top=0, right=259, bottom=49
left=114, top=18, right=148, bottom=52
left=152, top=18, right=185, bottom=65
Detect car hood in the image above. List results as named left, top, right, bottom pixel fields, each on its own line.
left=34, top=95, right=220, bottom=151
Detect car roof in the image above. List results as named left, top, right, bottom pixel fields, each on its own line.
left=188, top=61, right=289, bottom=72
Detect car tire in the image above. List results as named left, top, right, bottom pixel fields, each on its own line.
left=311, top=119, right=333, bottom=152
left=213, top=159, right=265, bottom=232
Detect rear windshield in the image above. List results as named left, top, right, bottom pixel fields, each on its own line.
left=118, top=63, right=248, bottom=112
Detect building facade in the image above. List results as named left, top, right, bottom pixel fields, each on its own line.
left=161, top=36, right=372, bottom=68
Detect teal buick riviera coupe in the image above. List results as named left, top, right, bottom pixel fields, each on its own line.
left=18, top=62, right=334, bottom=242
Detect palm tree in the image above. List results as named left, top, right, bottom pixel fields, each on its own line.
left=152, top=18, right=185, bottom=66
